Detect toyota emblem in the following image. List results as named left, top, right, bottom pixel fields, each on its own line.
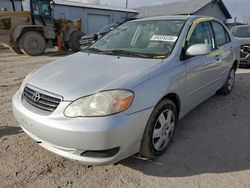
left=32, top=92, right=41, bottom=102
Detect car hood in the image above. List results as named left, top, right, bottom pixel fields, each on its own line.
left=81, top=34, right=96, bottom=40
left=28, top=52, right=163, bottom=101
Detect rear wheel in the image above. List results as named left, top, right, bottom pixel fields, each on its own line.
left=68, top=30, right=84, bottom=52
left=19, top=31, right=46, bottom=56
left=217, top=67, right=236, bottom=95
left=140, top=99, right=177, bottom=159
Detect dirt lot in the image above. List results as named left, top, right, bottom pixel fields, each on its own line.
left=1, top=49, right=250, bottom=188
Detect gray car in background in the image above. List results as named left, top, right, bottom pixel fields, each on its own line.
left=12, top=16, right=240, bottom=165
left=232, top=25, right=250, bottom=65
left=80, top=23, right=120, bottom=48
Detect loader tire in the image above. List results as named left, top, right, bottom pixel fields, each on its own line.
left=19, top=31, right=46, bottom=56
left=68, top=31, right=84, bottom=52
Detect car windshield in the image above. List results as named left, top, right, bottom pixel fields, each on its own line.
left=232, top=26, right=250, bottom=38
left=85, top=19, right=186, bottom=59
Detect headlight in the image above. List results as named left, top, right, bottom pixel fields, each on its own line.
left=19, top=72, right=33, bottom=94
left=64, top=90, right=134, bottom=117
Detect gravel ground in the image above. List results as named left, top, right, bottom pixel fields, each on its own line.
left=1, top=49, right=250, bottom=188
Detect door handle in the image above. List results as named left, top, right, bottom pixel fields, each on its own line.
left=215, top=55, right=220, bottom=61
left=230, top=46, right=233, bottom=52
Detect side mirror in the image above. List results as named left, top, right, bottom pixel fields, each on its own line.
left=186, top=44, right=211, bottom=56
left=95, top=33, right=100, bottom=40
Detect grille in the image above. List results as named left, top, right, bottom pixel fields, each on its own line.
left=23, top=86, right=62, bottom=112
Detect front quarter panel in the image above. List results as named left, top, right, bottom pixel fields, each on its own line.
left=125, top=56, right=187, bottom=118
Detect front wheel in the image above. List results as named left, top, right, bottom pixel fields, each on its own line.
left=68, top=31, right=84, bottom=52
left=217, top=67, right=236, bottom=95
left=140, top=99, right=177, bottom=159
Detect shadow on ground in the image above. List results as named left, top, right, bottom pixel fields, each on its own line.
left=0, top=126, right=23, bottom=139
left=121, top=72, right=250, bottom=177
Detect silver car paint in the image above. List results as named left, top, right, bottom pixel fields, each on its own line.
left=28, top=52, right=164, bottom=101
left=12, top=16, right=240, bottom=165
left=12, top=92, right=153, bottom=164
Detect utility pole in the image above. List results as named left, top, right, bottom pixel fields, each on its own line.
left=126, top=0, right=128, bottom=8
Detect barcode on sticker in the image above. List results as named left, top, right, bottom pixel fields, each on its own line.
left=151, top=35, right=178, bottom=42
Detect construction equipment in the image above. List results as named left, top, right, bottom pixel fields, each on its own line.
left=0, top=0, right=84, bottom=56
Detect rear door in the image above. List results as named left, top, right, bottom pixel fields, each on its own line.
left=210, top=21, right=234, bottom=86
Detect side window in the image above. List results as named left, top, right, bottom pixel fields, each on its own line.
left=187, top=22, right=215, bottom=50
left=211, top=21, right=230, bottom=46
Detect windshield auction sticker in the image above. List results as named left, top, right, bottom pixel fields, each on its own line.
left=150, top=35, right=178, bottom=42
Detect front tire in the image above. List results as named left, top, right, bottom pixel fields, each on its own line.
left=217, top=67, right=236, bottom=95
left=140, top=99, right=177, bottom=159
left=68, top=31, right=84, bottom=52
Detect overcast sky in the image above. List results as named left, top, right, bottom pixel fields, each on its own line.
left=100, top=0, right=250, bottom=23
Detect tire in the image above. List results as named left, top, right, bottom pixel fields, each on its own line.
left=19, top=31, right=46, bottom=56
left=10, top=46, right=23, bottom=54
left=68, top=31, right=84, bottom=52
left=140, top=99, right=177, bottom=159
left=217, top=67, right=236, bottom=95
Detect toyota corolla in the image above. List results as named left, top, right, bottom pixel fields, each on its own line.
left=12, top=16, right=240, bottom=165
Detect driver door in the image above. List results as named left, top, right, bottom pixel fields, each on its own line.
left=184, top=21, right=220, bottom=108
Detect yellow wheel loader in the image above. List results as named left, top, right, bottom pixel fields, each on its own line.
left=0, top=0, right=84, bottom=56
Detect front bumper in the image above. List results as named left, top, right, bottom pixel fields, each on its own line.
left=12, top=92, right=153, bottom=165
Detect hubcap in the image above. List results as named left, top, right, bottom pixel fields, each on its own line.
left=30, top=39, right=39, bottom=49
left=228, top=69, right=235, bottom=91
left=152, top=109, right=175, bottom=151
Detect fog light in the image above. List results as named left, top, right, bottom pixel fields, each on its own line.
left=81, top=147, right=120, bottom=158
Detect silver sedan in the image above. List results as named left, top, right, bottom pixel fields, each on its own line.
left=12, top=16, right=240, bottom=165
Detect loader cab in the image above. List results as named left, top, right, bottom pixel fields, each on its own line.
left=21, top=0, right=54, bottom=27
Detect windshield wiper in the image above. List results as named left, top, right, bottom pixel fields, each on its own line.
left=83, top=47, right=113, bottom=55
left=106, top=49, right=151, bottom=58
